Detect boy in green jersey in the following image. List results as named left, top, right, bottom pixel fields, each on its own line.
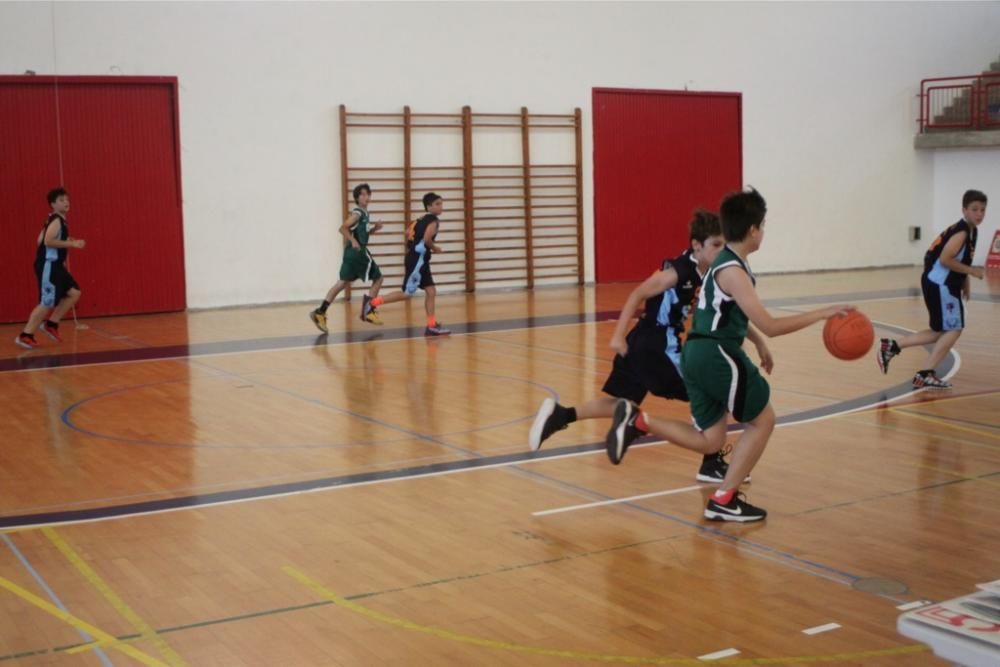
left=310, top=183, right=384, bottom=332
left=606, top=187, right=852, bottom=522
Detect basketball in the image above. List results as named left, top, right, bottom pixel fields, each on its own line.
left=823, top=310, right=875, bottom=361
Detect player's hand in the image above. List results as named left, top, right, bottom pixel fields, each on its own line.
left=756, top=344, right=774, bottom=375
left=970, top=266, right=985, bottom=280
left=962, top=280, right=972, bottom=301
left=431, top=244, right=443, bottom=253
left=73, top=239, right=86, bottom=249
left=821, top=304, right=854, bottom=319
left=351, top=240, right=360, bottom=250
left=372, top=222, right=384, bottom=233
left=609, top=335, right=628, bottom=357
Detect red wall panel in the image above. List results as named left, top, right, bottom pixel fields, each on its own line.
left=0, top=76, right=185, bottom=322
left=592, top=88, right=742, bottom=283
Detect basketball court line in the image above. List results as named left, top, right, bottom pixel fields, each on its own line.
left=7, top=285, right=989, bottom=374
left=0, top=341, right=958, bottom=528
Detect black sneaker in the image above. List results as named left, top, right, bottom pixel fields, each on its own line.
left=913, top=371, right=952, bottom=389
left=605, top=399, right=644, bottom=465
left=696, top=447, right=752, bottom=484
left=528, top=398, right=572, bottom=451
left=704, top=492, right=767, bottom=522
left=876, top=338, right=898, bottom=374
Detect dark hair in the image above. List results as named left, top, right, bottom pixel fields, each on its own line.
left=352, top=183, right=371, bottom=204
left=719, top=186, right=767, bottom=242
left=47, top=187, right=68, bottom=205
left=422, top=192, right=442, bottom=210
left=688, top=209, right=721, bottom=244
left=962, top=189, right=987, bottom=208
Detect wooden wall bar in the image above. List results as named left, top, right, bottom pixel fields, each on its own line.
left=340, top=105, right=583, bottom=292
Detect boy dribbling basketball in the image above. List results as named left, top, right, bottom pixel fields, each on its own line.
left=606, top=187, right=853, bottom=522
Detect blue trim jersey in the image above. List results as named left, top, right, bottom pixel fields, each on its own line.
left=635, top=249, right=705, bottom=369
left=639, top=249, right=703, bottom=332
left=924, top=219, right=977, bottom=290
left=406, top=214, right=438, bottom=255
left=35, top=213, right=68, bottom=266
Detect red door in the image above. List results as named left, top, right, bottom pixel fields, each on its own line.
left=592, top=88, right=742, bottom=283
left=0, top=76, right=185, bottom=322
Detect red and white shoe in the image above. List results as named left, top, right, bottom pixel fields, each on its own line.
left=40, top=321, right=63, bottom=342
left=14, top=333, right=39, bottom=349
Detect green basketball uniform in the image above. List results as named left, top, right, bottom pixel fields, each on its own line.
left=339, top=207, right=382, bottom=282
left=681, top=246, right=770, bottom=429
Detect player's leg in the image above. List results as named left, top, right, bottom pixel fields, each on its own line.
left=529, top=350, right=642, bottom=451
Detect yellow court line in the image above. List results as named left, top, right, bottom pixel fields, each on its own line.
left=282, top=566, right=926, bottom=666
left=43, top=527, right=189, bottom=667
left=889, top=408, right=1000, bottom=442
left=0, top=574, right=168, bottom=667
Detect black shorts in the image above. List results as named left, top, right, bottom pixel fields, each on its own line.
left=602, top=324, right=688, bottom=404
left=921, top=274, right=964, bottom=332
left=402, top=251, right=434, bottom=294
left=34, top=260, right=79, bottom=308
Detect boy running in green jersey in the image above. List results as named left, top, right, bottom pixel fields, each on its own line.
left=606, top=187, right=852, bottom=522
left=310, top=183, right=384, bottom=332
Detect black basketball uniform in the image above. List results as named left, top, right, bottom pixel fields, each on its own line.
left=35, top=213, right=78, bottom=308
left=922, top=219, right=977, bottom=332
left=403, top=213, right=438, bottom=293
left=602, top=249, right=704, bottom=404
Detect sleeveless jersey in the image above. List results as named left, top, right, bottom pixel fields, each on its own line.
left=348, top=207, right=371, bottom=250
left=690, top=246, right=755, bottom=344
left=406, top=214, right=439, bottom=256
left=35, top=213, right=68, bottom=266
left=924, top=219, right=977, bottom=290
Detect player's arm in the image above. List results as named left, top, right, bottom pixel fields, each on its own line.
left=340, top=212, right=360, bottom=249
left=938, top=231, right=984, bottom=279
left=716, top=266, right=850, bottom=338
left=370, top=220, right=384, bottom=234
left=744, top=324, right=774, bottom=374
left=423, top=221, right=441, bottom=253
left=44, top=221, right=84, bottom=249
left=608, top=268, right=677, bottom=356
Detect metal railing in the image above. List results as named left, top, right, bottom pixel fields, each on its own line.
left=918, top=72, right=1000, bottom=132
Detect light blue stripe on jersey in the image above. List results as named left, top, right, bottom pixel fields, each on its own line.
left=40, top=260, right=56, bottom=307
left=657, top=288, right=683, bottom=375
left=656, top=287, right=679, bottom=326
left=927, top=246, right=968, bottom=285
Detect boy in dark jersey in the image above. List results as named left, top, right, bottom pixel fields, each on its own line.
left=363, top=192, right=450, bottom=336
left=877, top=189, right=987, bottom=389
left=310, top=183, right=385, bottom=333
left=606, top=188, right=852, bottom=522
left=529, top=211, right=739, bottom=482
left=15, top=187, right=86, bottom=349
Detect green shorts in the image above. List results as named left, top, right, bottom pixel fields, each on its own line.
left=680, top=338, right=770, bottom=430
left=339, top=248, right=381, bottom=283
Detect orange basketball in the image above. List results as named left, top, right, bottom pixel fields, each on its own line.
left=822, top=310, right=874, bottom=361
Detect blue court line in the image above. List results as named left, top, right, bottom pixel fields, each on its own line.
left=0, top=367, right=942, bottom=532
left=1, top=534, right=115, bottom=667
left=8, top=285, right=991, bottom=374
left=0, top=299, right=961, bottom=529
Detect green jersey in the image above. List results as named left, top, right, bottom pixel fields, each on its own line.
left=347, top=207, right=371, bottom=250
left=690, top=246, right=755, bottom=344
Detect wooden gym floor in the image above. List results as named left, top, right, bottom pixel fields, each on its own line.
left=0, top=266, right=998, bottom=666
